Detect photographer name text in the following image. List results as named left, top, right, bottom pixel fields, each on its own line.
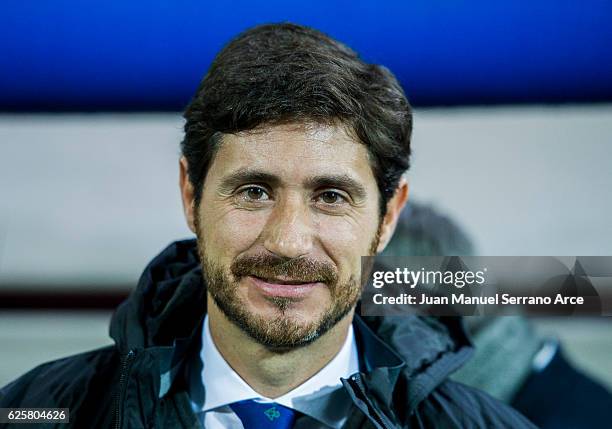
left=372, top=293, right=585, bottom=306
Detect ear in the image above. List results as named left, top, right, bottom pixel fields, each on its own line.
left=179, top=156, right=197, bottom=233
left=376, top=176, right=409, bottom=253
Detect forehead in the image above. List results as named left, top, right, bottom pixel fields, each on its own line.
left=207, top=122, right=376, bottom=185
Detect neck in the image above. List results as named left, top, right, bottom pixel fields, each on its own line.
left=207, top=295, right=354, bottom=398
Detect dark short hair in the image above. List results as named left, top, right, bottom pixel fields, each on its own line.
left=181, top=23, right=412, bottom=217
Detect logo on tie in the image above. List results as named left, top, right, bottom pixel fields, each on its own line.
left=264, top=406, right=281, bottom=421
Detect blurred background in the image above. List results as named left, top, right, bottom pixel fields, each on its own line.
left=1, top=0, right=611, bottom=392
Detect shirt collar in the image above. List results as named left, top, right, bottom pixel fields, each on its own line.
left=198, top=315, right=359, bottom=427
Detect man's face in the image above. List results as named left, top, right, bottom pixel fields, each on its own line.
left=193, top=122, right=383, bottom=349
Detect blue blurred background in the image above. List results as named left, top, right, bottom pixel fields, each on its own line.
left=2, top=1, right=612, bottom=110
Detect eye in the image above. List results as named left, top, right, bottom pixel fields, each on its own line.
left=317, top=190, right=347, bottom=205
left=238, top=186, right=270, bottom=201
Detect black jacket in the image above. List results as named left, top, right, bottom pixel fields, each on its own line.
left=0, top=239, right=538, bottom=428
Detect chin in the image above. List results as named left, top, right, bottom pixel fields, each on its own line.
left=250, top=298, right=326, bottom=325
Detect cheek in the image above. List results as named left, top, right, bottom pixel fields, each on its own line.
left=317, top=215, right=379, bottom=268
left=200, top=205, right=267, bottom=258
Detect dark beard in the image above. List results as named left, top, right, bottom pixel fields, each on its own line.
left=195, top=217, right=381, bottom=350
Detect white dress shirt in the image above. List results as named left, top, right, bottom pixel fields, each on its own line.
left=190, top=315, right=359, bottom=429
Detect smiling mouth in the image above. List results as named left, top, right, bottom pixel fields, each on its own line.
left=250, top=275, right=319, bottom=285
left=247, top=275, right=321, bottom=298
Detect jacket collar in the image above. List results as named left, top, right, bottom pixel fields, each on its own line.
left=352, top=314, right=405, bottom=406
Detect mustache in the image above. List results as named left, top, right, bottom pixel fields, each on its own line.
left=230, top=253, right=338, bottom=285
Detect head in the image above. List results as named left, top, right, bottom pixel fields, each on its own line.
left=179, top=23, right=411, bottom=350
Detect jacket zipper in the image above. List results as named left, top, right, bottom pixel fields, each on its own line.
left=348, top=375, right=395, bottom=429
left=113, top=349, right=137, bottom=429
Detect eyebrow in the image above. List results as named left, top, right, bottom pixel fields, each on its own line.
left=304, top=174, right=368, bottom=201
left=218, top=168, right=368, bottom=200
left=219, top=169, right=282, bottom=190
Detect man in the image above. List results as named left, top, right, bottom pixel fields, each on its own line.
left=0, top=23, right=538, bottom=428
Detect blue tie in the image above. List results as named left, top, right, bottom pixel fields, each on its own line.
left=229, top=399, right=296, bottom=429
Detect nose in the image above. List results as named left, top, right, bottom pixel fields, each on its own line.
left=262, top=194, right=314, bottom=259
